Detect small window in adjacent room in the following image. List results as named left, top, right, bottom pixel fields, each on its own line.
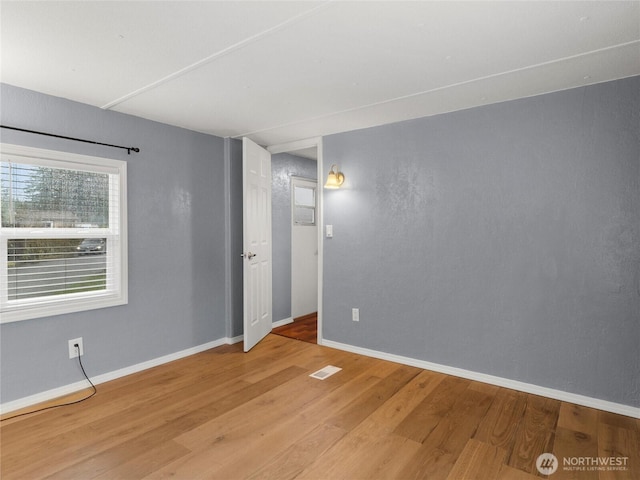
left=293, top=183, right=316, bottom=226
left=0, top=144, right=128, bottom=322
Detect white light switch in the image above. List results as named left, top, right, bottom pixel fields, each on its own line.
left=326, top=224, right=333, bottom=238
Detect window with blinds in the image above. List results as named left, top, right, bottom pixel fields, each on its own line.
left=293, top=184, right=316, bottom=226
left=0, top=144, right=127, bottom=322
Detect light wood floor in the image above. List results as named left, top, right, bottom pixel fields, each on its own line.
left=272, top=313, right=317, bottom=344
left=1, top=334, right=638, bottom=479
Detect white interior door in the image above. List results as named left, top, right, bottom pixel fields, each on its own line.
left=291, top=178, right=318, bottom=318
left=243, top=137, right=272, bottom=352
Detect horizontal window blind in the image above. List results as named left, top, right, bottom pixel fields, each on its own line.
left=7, top=238, right=109, bottom=300
left=1, top=143, right=127, bottom=322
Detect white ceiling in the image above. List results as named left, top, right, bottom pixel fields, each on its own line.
left=2, top=1, right=639, bottom=147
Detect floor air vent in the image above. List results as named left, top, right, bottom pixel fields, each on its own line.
left=309, top=365, right=342, bottom=380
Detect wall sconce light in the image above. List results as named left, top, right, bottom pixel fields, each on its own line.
left=324, top=164, right=345, bottom=189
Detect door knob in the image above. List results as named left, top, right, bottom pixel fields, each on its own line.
left=245, top=252, right=257, bottom=259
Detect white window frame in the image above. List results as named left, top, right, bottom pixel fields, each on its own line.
left=0, top=143, right=128, bottom=323
left=291, top=177, right=317, bottom=226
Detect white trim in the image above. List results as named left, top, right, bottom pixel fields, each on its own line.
left=267, top=137, right=322, bottom=156
left=316, top=139, right=324, bottom=345
left=273, top=317, right=293, bottom=328
left=322, top=339, right=640, bottom=419
left=226, top=334, right=243, bottom=345
left=8, top=335, right=634, bottom=420
left=1, top=336, right=239, bottom=415
left=223, top=138, right=234, bottom=339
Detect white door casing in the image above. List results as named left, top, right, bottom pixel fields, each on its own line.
left=243, top=138, right=272, bottom=352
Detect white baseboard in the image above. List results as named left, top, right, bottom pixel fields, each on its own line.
left=8, top=335, right=635, bottom=419
left=226, top=334, right=243, bottom=345
left=1, top=336, right=238, bottom=415
left=273, top=317, right=293, bottom=328
left=225, top=318, right=291, bottom=347
left=322, top=339, right=640, bottom=419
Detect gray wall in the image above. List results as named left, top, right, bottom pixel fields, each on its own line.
left=271, top=153, right=317, bottom=322
left=226, top=138, right=244, bottom=338
left=3, top=77, right=638, bottom=409
left=1, top=84, right=228, bottom=402
left=322, top=76, right=640, bottom=407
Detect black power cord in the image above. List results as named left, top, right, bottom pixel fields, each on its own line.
left=1, top=344, right=97, bottom=422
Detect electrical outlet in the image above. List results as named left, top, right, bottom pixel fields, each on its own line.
left=352, top=308, right=360, bottom=322
left=68, top=337, right=84, bottom=359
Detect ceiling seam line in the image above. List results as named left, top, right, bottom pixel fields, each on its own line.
left=100, top=1, right=335, bottom=111
left=236, top=39, right=640, bottom=138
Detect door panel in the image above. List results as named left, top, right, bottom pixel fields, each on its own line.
left=243, top=138, right=272, bottom=352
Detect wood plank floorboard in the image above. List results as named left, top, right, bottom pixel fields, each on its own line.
left=507, top=395, right=561, bottom=474
left=1, top=334, right=638, bottom=479
left=272, top=313, right=317, bottom=344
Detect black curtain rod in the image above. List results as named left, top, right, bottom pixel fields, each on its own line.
left=0, top=125, right=140, bottom=155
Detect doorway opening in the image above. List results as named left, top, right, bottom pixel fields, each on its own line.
left=268, top=138, right=323, bottom=345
